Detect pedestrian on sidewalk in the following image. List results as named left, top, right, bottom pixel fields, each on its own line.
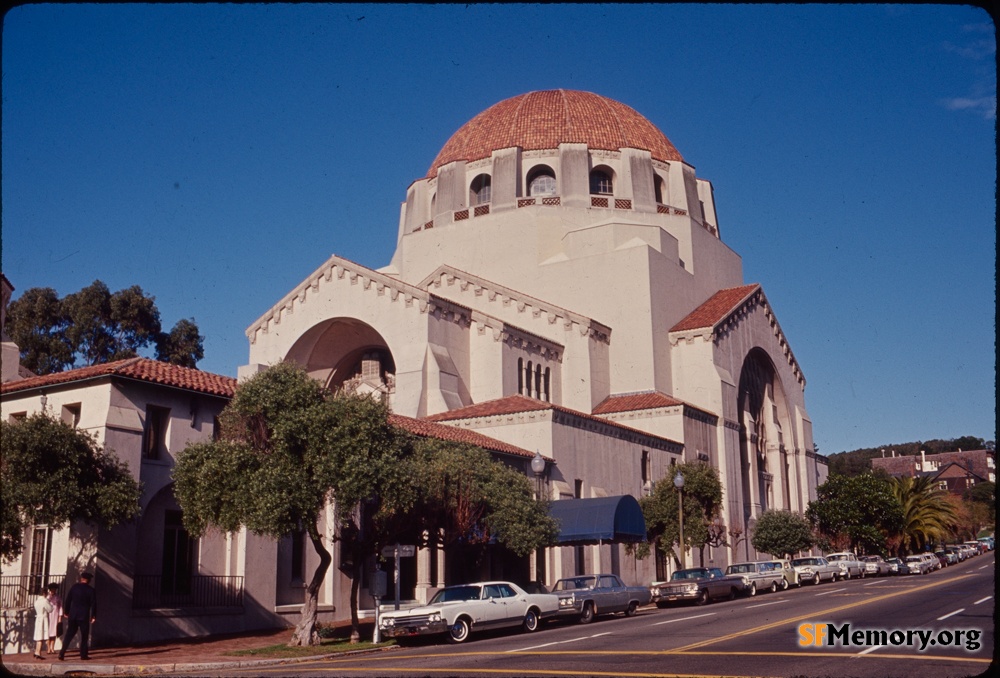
left=59, top=572, right=97, bottom=661
left=46, top=582, right=64, bottom=654
left=32, top=585, right=53, bottom=659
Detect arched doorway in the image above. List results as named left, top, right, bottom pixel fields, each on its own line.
left=737, top=349, right=793, bottom=538
left=284, top=318, right=396, bottom=400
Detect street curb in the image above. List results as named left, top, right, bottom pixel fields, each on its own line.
left=2, top=645, right=398, bottom=676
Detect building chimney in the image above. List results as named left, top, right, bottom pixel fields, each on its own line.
left=921, top=450, right=926, bottom=472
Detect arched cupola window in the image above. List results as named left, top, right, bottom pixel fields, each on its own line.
left=527, top=166, right=557, bottom=197
left=654, top=175, right=666, bottom=204
left=470, top=174, right=492, bottom=206
left=590, top=168, right=613, bottom=195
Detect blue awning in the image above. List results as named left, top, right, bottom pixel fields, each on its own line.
left=549, top=495, right=647, bottom=545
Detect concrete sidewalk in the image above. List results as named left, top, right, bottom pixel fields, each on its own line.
left=1, top=625, right=389, bottom=676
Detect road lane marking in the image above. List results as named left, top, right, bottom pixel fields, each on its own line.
left=509, top=631, right=612, bottom=652
left=937, top=608, right=965, bottom=620
left=652, top=612, right=716, bottom=626
left=856, top=645, right=883, bottom=656
left=667, top=574, right=976, bottom=653
left=745, top=600, right=789, bottom=609
left=814, top=587, right=846, bottom=596
left=973, top=596, right=992, bottom=605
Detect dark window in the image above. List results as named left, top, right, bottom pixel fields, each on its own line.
left=590, top=170, right=613, bottom=195
left=654, top=176, right=665, bottom=204
left=527, top=167, right=556, bottom=197
left=29, top=527, right=53, bottom=593
left=161, top=511, right=194, bottom=596
left=291, top=530, right=306, bottom=582
left=470, top=174, right=492, bottom=206
left=143, top=405, right=170, bottom=459
left=61, top=404, right=81, bottom=428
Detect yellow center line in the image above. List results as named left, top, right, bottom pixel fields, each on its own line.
left=669, top=574, right=975, bottom=652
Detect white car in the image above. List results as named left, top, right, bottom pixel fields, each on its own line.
left=862, top=555, right=892, bottom=577
left=791, top=557, right=841, bottom=585
left=904, top=554, right=931, bottom=574
left=378, top=581, right=560, bottom=643
left=825, top=552, right=865, bottom=579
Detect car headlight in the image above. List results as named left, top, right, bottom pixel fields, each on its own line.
left=381, top=617, right=394, bottom=628
left=429, top=613, right=442, bottom=623
left=559, top=596, right=575, bottom=608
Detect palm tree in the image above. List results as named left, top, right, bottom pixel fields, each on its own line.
left=890, top=476, right=957, bottom=555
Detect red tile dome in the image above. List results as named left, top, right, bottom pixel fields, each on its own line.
left=427, top=90, right=684, bottom=178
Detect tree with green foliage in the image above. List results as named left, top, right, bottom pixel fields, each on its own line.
left=406, top=438, right=558, bottom=558
left=1, top=414, right=142, bottom=562
left=639, top=462, right=723, bottom=567
left=750, top=509, right=814, bottom=558
left=173, top=362, right=412, bottom=646
left=889, top=475, right=957, bottom=555
left=7, top=280, right=204, bottom=374
left=806, top=473, right=903, bottom=555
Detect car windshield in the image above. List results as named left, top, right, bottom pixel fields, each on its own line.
left=429, top=585, right=483, bottom=604
left=726, top=564, right=753, bottom=574
left=793, top=558, right=820, bottom=566
left=553, top=577, right=596, bottom=591
left=827, top=555, right=845, bottom=562
left=670, top=569, right=708, bottom=581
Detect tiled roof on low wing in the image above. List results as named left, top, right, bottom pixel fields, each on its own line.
left=592, top=391, right=685, bottom=415
left=0, top=357, right=237, bottom=397
left=388, top=413, right=534, bottom=459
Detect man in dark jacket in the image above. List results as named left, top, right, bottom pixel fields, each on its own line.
left=58, top=572, right=97, bottom=660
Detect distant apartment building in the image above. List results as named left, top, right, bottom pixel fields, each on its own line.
left=871, top=449, right=995, bottom=495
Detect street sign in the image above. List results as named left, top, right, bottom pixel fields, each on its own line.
left=381, top=544, right=416, bottom=558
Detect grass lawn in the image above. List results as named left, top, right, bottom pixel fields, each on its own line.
left=228, top=637, right=396, bottom=658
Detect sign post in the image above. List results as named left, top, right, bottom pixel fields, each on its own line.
left=380, top=544, right=416, bottom=611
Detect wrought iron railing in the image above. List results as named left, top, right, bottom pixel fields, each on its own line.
left=0, top=575, right=66, bottom=610
left=131, top=575, right=244, bottom=610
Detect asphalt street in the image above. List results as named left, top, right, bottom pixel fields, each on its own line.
left=190, top=551, right=995, bottom=678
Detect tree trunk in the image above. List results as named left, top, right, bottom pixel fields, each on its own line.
left=349, top=540, right=363, bottom=643
left=289, top=524, right=333, bottom=646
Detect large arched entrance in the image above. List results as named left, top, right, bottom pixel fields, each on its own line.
left=285, top=318, right=396, bottom=399
left=737, top=348, right=793, bottom=532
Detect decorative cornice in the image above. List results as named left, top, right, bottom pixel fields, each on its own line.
left=418, top=265, right=612, bottom=345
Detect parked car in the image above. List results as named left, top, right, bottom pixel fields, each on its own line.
left=904, top=555, right=931, bottom=574
left=791, top=556, right=840, bottom=585
left=977, top=536, right=994, bottom=551
left=886, top=557, right=910, bottom=575
left=943, top=547, right=963, bottom=563
left=964, top=540, right=986, bottom=555
left=947, top=545, right=969, bottom=562
left=922, top=552, right=941, bottom=571
left=862, top=555, right=892, bottom=577
left=724, top=561, right=787, bottom=596
left=378, top=581, right=560, bottom=644
left=652, top=567, right=747, bottom=606
left=933, top=550, right=953, bottom=567
left=552, top=573, right=652, bottom=622
left=767, top=560, right=799, bottom=588
left=825, top=552, right=865, bottom=579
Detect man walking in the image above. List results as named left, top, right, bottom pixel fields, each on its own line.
left=59, top=572, right=97, bottom=661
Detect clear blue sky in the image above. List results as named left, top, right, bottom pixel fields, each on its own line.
left=2, top=4, right=995, bottom=455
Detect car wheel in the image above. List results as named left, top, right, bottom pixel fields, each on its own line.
left=522, top=608, right=541, bottom=633
left=748, top=582, right=757, bottom=597
left=695, top=589, right=709, bottom=606
left=728, top=587, right=737, bottom=601
left=580, top=602, right=595, bottom=624
left=626, top=600, right=639, bottom=616
left=781, top=578, right=789, bottom=591
left=844, top=570, right=851, bottom=580
left=769, top=581, right=779, bottom=593
left=448, top=617, right=471, bottom=644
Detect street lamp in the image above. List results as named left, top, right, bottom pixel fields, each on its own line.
left=531, top=451, right=546, bottom=500
left=674, top=471, right=685, bottom=570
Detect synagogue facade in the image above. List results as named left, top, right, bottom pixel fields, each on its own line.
left=242, top=90, right=828, bottom=599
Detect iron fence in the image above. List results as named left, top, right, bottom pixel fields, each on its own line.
left=131, top=575, right=244, bottom=609
left=0, top=575, right=66, bottom=610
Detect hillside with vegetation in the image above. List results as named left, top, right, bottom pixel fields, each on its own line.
left=824, top=436, right=994, bottom=477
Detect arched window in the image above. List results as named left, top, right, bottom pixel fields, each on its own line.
left=527, top=166, right=556, bottom=197
left=590, top=169, right=613, bottom=195
left=654, top=175, right=665, bottom=204
left=470, top=174, right=491, bottom=206
left=517, top=357, right=524, bottom=395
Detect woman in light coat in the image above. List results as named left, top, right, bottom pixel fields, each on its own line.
left=33, top=586, right=54, bottom=659
left=46, top=583, right=64, bottom=653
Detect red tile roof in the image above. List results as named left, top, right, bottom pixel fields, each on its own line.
left=670, top=284, right=760, bottom=332
left=428, top=90, right=683, bottom=178
left=592, top=391, right=685, bottom=415
left=0, top=358, right=237, bottom=397
left=424, top=395, right=682, bottom=447
left=388, top=413, right=534, bottom=459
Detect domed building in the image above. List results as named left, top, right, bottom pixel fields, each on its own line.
left=242, top=90, right=826, bottom=609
